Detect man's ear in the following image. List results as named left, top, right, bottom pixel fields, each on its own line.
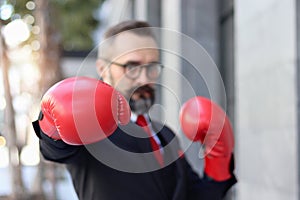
left=96, top=59, right=108, bottom=79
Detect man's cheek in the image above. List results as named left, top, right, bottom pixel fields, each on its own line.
left=115, top=79, right=132, bottom=95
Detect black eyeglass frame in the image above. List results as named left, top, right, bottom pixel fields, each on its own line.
left=99, top=57, right=164, bottom=80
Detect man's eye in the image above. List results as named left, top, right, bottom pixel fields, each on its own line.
left=127, top=64, right=140, bottom=70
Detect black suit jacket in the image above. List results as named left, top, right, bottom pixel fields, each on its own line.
left=33, top=120, right=236, bottom=200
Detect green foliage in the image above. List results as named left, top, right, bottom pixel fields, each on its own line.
left=12, top=0, right=103, bottom=51
left=13, top=0, right=31, bottom=16
left=51, top=0, right=103, bottom=51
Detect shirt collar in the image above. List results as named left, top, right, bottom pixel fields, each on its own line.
left=131, top=112, right=149, bottom=123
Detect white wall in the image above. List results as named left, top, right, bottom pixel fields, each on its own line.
left=235, top=0, right=298, bottom=199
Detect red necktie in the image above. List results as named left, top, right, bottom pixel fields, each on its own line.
left=136, top=115, right=164, bottom=167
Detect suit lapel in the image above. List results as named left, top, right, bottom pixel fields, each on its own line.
left=152, top=122, right=187, bottom=200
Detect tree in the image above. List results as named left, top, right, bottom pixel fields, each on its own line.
left=50, top=0, right=101, bottom=52
left=33, top=0, right=103, bottom=198
left=1, top=0, right=103, bottom=199
left=35, top=0, right=63, bottom=94
left=14, top=0, right=102, bottom=52
left=0, top=21, right=27, bottom=200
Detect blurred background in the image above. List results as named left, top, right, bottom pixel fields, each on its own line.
left=0, top=0, right=297, bottom=199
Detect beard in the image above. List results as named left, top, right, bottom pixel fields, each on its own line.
left=127, top=85, right=155, bottom=115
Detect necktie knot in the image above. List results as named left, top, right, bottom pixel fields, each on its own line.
left=136, top=115, right=148, bottom=127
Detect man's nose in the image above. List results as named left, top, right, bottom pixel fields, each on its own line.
left=136, top=67, right=150, bottom=84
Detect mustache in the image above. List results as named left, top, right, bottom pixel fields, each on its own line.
left=127, top=85, right=155, bottom=100
left=127, top=85, right=155, bottom=115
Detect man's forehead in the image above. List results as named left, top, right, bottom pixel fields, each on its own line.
left=110, top=32, right=158, bottom=57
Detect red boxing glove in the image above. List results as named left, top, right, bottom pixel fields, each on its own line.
left=38, top=76, right=131, bottom=145
left=179, top=96, right=234, bottom=181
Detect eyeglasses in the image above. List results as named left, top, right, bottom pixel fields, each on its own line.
left=100, top=57, right=164, bottom=80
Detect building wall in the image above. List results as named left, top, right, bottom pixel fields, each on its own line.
left=235, top=0, right=298, bottom=199
left=297, top=0, right=300, bottom=197
left=61, top=57, right=98, bottom=79
left=220, top=0, right=235, bottom=121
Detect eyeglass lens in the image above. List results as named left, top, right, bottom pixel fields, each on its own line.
left=125, top=63, right=162, bottom=80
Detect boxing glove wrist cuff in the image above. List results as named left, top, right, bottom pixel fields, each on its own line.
left=204, top=155, right=232, bottom=181
left=37, top=111, right=61, bottom=140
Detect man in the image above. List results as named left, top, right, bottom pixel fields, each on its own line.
left=32, top=20, right=237, bottom=199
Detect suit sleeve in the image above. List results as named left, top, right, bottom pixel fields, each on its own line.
left=154, top=123, right=237, bottom=199
left=184, top=157, right=237, bottom=200
left=32, top=120, right=83, bottom=164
